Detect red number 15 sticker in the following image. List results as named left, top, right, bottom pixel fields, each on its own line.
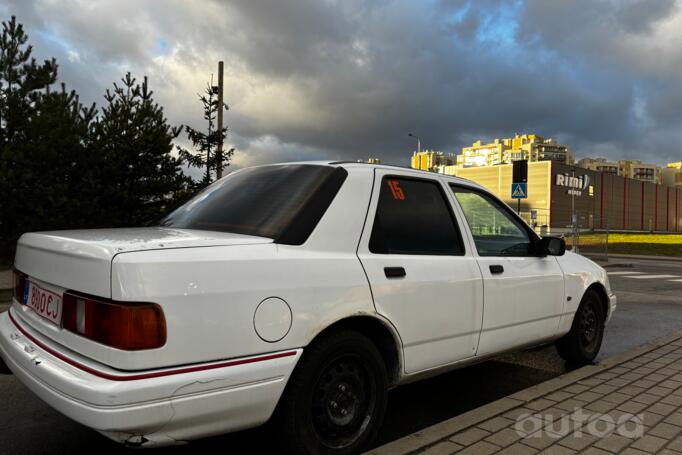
left=387, top=180, right=405, bottom=200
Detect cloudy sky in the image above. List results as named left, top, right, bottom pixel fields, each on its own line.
left=3, top=0, right=682, bottom=171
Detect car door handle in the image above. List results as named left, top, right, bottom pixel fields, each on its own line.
left=384, top=267, right=406, bottom=278
left=489, top=265, right=504, bottom=274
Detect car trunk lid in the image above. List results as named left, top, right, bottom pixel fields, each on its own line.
left=14, top=227, right=273, bottom=298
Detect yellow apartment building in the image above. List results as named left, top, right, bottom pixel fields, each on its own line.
left=619, top=160, right=661, bottom=184
left=577, top=157, right=619, bottom=175
left=662, top=162, right=682, bottom=189
left=457, top=134, right=575, bottom=168
left=578, top=158, right=662, bottom=184
left=410, top=150, right=456, bottom=171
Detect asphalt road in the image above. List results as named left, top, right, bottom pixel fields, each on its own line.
left=1, top=256, right=681, bottom=454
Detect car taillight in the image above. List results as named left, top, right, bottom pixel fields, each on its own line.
left=12, top=269, right=27, bottom=303
left=62, top=292, right=166, bottom=350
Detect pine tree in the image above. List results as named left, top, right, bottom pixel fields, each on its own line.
left=0, top=16, right=62, bottom=258
left=0, top=16, right=57, bottom=144
left=18, top=84, right=98, bottom=233
left=92, top=73, right=190, bottom=226
left=0, top=17, right=193, bottom=262
left=177, top=83, right=234, bottom=188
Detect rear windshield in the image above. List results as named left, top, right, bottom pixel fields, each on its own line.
left=160, top=164, right=347, bottom=245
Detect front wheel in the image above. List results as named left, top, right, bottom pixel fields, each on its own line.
left=275, top=330, right=388, bottom=455
left=556, top=289, right=605, bottom=365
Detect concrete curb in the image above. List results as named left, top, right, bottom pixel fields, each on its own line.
left=366, top=330, right=682, bottom=455
left=584, top=253, right=682, bottom=263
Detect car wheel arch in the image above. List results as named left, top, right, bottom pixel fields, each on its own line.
left=584, top=282, right=609, bottom=321
left=304, top=315, right=403, bottom=387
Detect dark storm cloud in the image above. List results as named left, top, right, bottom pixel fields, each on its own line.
left=2, top=0, right=681, bottom=167
left=617, top=0, right=677, bottom=34
left=517, top=0, right=682, bottom=163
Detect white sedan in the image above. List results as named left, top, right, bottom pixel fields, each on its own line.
left=0, top=162, right=615, bottom=454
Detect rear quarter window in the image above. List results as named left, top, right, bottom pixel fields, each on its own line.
left=160, top=164, right=347, bottom=245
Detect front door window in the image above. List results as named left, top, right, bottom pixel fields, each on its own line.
left=450, top=186, right=533, bottom=257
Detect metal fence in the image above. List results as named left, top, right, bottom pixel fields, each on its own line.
left=517, top=209, right=551, bottom=236
left=516, top=207, right=681, bottom=259
left=562, top=227, right=610, bottom=258
left=516, top=209, right=606, bottom=258
left=546, top=217, right=650, bottom=260
left=519, top=212, right=611, bottom=259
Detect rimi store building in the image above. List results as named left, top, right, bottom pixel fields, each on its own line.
left=454, top=161, right=682, bottom=233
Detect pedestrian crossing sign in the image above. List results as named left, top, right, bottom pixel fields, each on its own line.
left=511, top=182, right=527, bottom=199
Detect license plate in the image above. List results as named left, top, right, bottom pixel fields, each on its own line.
left=22, top=281, right=62, bottom=326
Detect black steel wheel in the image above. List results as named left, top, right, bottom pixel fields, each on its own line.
left=556, top=289, right=605, bottom=365
left=311, top=353, right=377, bottom=448
left=275, top=330, right=388, bottom=455
left=578, top=301, right=599, bottom=353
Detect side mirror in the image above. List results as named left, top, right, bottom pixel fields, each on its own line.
left=539, top=236, right=566, bottom=256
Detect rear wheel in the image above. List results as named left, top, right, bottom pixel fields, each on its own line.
left=556, top=289, right=605, bottom=365
left=275, top=330, right=388, bottom=455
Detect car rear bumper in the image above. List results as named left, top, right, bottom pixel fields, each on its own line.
left=0, top=308, right=301, bottom=446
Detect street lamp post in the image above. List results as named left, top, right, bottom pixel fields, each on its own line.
left=408, top=132, right=421, bottom=154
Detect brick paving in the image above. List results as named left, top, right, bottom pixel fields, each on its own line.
left=369, top=332, right=682, bottom=455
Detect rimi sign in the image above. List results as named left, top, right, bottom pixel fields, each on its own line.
left=555, top=173, right=590, bottom=196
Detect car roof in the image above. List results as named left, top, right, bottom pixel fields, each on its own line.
left=313, top=160, right=486, bottom=188
left=241, top=160, right=486, bottom=190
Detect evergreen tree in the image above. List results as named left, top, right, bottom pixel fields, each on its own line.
left=0, top=16, right=192, bottom=261
left=18, top=84, right=98, bottom=233
left=177, top=83, right=233, bottom=188
left=0, top=16, right=57, bottom=144
left=0, top=16, right=62, bottom=257
left=92, top=73, right=190, bottom=226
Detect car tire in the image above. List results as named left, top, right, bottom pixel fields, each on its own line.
left=275, top=329, right=388, bottom=455
left=556, top=289, right=605, bottom=365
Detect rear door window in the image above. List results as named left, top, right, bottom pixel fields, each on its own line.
left=369, top=177, right=464, bottom=255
